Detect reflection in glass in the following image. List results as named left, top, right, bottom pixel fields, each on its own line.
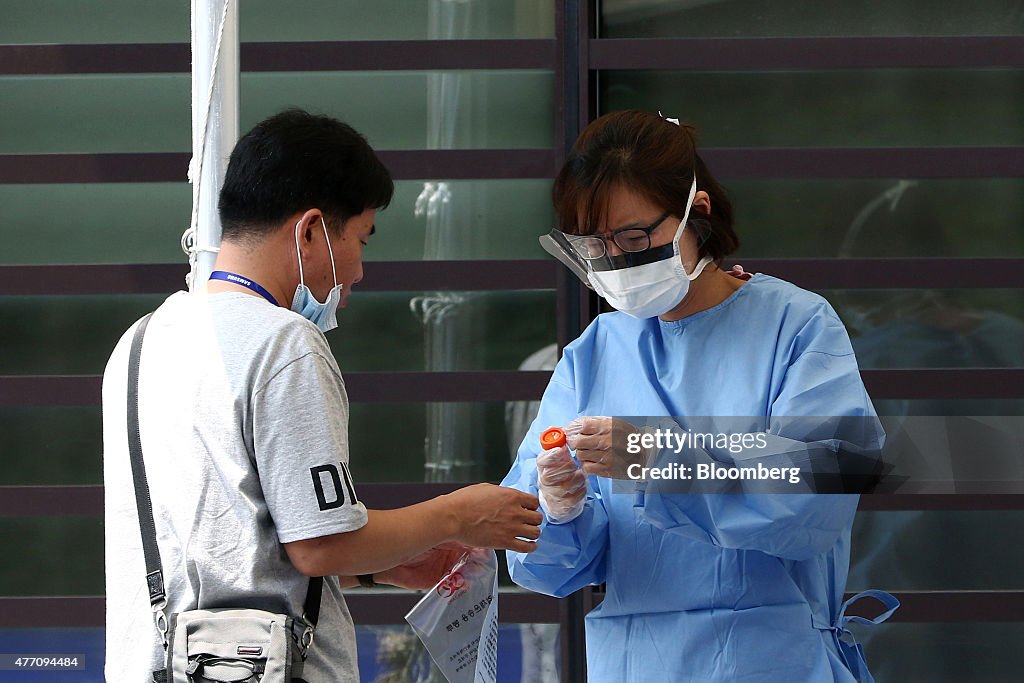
left=349, top=401, right=550, bottom=484
left=830, top=287, right=1024, bottom=416
left=829, top=289, right=1024, bottom=366
left=600, top=0, right=1024, bottom=38
left=0, top=290, right=554, bottom=374
left=0, top=181, right=553, bottom=265
left=355, top=623, right=559, bottom=682
left=2, top=70, right=553, bottom=155
left=727, top=179, right=1024, bottom=259
left=601, top=69, right=1024, bottom=148
left=243, top=70, right=554, bottom=152
left=331, top=291, right=555, bottom=373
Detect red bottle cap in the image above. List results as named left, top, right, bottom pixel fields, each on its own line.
left=540, top=427, right=567, bottom=450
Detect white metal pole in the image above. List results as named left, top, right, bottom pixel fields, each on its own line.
left=189, top=0, right=239, bottom=290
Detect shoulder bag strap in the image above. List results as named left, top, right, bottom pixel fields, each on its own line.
left=127, top=313, right=167, bottom=611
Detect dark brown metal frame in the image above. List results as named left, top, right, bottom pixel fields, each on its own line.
left=7, top=146, right=1021, bottom=184
left=3, top=257, right=1024, bottom=296
left=0, top=40, right=557, bottom=75
left=6, top=589, right=1015, bottom=630
left=4, top=485, right=1024, bottom=519
left=589, top=36, right=1024, bottom=70
left=0, top=150, right=557, bottom=183
left=4, top=368, right=1024, bottom=408
left=4, top=589, right=1021, bottom=628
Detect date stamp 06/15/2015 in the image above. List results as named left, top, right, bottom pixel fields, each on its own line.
left=0, top=654, right=86, bottom=670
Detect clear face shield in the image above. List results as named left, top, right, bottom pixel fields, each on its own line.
left=539, top=218, right=683, bottom=290
left=538, top=176, right=700, bottom=289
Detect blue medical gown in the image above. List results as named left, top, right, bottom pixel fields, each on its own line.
left=503, top=274, right=883, bottom=682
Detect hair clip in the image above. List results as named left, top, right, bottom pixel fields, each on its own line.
left=657, top=110, right=680, bottom=126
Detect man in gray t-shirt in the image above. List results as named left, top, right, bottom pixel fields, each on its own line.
left=103, top=110, right=541, bottom=682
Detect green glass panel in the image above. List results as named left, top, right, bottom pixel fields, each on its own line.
left=0, top=0, right=187, bottom=43
left=850, top=510, right=1024, bottom=591
left=0, top=400, right=534, bottom=488
left=241, top=71, right=554, bottom=151
left=354, top=623, right=560, bottom=679
left=351, top=399, right=543, bottom=484
left=601, top=69, right=1024, bottom=148
left=0, top=408, right=102, bottom=486
left=1, top=70, right=553, bottom=154
left=0, top=518, right=103, bottom=596
left=727, top=179, right=1024, bottom=259
left=874, top=400, right=1024, bottom=417
left=0, top=0, right=553, bottom=44
left=0, top=74, right=191, bottom=154
left=823, top=289, right=1024, bottom=368
left=0, top=295, right=166, bottom=375
left=600, top=0, right=1024, bottom=38
left=363, top=180, right=555, bottom=261
left=854, top=623, right=1023, bottom=682
left=0, top=180, right=553, bottom=265
left=0, top=290, right=554, bottom=375
left=331, top=291, right=556, bottom=372
left=0, top=184, right=192, bottom=265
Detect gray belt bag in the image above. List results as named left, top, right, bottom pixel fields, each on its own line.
left=127, top=314, right=322, bottom=683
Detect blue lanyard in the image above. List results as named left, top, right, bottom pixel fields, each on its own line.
left=209, top=270, right=280, bottom=307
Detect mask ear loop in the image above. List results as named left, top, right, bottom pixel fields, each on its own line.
left=671, top=176, right=713, bottom=280
left=294, top=215, right=340, bottom=290
left=671, top=175, right=700, bottom=272
left=294, top=220, right=307, bottom=287
left=320, top=216, right=339, bottom=288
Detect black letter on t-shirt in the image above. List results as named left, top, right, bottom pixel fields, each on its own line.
left=311, top=464, right=346, bottom=511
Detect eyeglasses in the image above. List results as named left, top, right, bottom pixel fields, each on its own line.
left=566, top=213, right=671, bottom=260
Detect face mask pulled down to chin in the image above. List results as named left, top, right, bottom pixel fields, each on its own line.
left=291, top=216, right=344, bottom=333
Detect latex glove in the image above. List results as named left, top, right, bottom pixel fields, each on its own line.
left=565, top=416, right=646, bottom=480
left=536, top=444, right=587, bottom=524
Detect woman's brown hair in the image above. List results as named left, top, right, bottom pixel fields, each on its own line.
left=552, top=110, right=738, bottom=262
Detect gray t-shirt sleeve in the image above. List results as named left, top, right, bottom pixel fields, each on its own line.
left=252, top=350, right=368, bottom=543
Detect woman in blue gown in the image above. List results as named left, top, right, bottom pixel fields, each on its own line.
left=502, top=110, right=895, bottom=682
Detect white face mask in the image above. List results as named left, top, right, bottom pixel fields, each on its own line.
left=587, top=177, right=712, bottom=319
left=291, top=216, right=343, bottom=333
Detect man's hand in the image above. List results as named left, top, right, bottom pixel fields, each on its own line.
left=377, top=542, right=471, bottom=590
left=566, top=416, right=645, bottom=480
left=443, top=484, right=542, bottom=553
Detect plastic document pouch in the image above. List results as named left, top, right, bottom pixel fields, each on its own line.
left=406, top=550, right=499, bottom=683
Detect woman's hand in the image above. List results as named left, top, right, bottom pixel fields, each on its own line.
left=566, top=416, right=645, bottom=480
left=536, top=444, right=588, bottom=523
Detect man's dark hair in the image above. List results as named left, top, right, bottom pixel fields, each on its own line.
left=218, top=108, right=394, bottom=240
